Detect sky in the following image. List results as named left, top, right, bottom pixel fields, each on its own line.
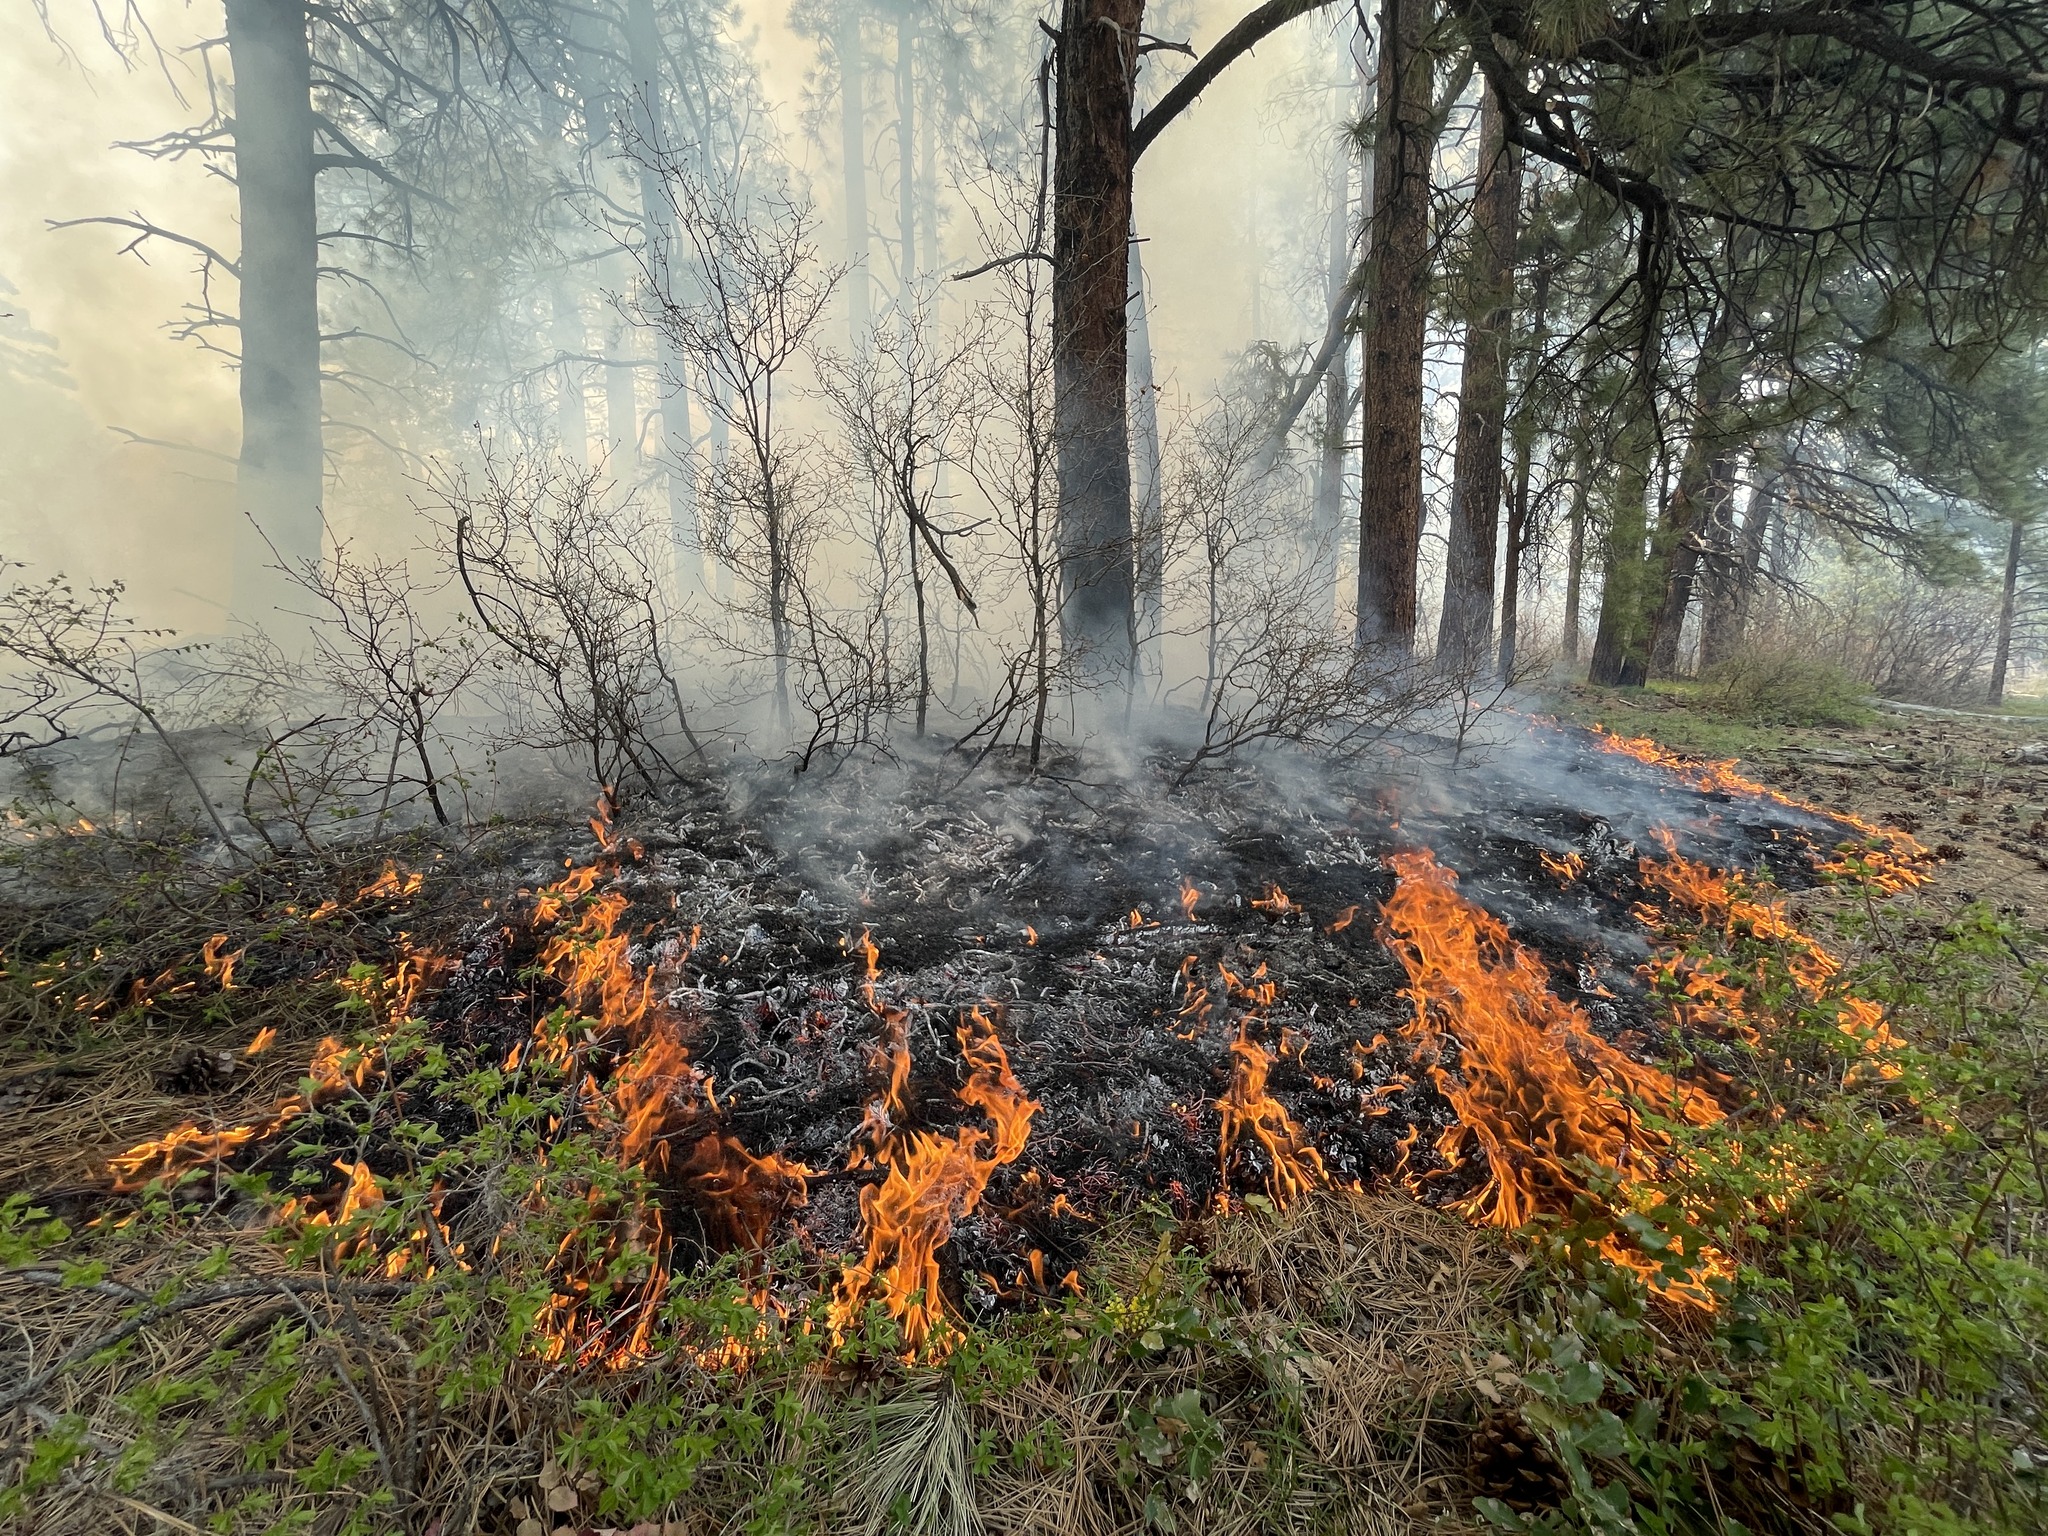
left=0, top=1, right=1347, bottom=632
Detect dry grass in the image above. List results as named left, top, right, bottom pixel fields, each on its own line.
left=1, top=1190, right=1526, bottom=1536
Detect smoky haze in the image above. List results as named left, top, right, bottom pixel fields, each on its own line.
left=0, top=1, right=1331, bottom=637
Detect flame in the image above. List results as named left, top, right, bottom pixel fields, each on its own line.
left=1379, top=849, right=1724, bottom=1304
left=590, top=784, right=621, bottom=851
left=107, top=1035, right=377, bottom=1192
left=201, top=934, right=242, bottom=989
left=1179, top=879, right=1201, bottom=921
left=1328, top=904, right=1359, bottom=932
left=1538, top=849, right=1585, bottom=884
left=1586, top=725, right=1929, bottom=883
left=1249, top=884, right=1298, bottom=917
left=1637, top=829, right=1902, bottom=1074
left=244, top=1026, right=277, bottom=1056
left=1217, top=1028, right=1325, bottom=1207
left=1023, top=924, right=1038, bottom=946
left=358, top=862, right=423, bottom=902
left=830, top=1007, right=1039, bottom=1352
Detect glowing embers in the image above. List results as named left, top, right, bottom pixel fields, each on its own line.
left=1379, top=849, right=1723, bottom=1303
left=1584, top=723, right=1930, bottom=886
left=1636, top=830, right=1902, bottom=1075
left=831, top=1005, right=1040, bottom=1352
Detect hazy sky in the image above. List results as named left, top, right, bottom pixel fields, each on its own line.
left=0, top=2, right=1341, bottom=631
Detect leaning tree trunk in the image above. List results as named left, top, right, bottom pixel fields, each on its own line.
left=226, top=0, right=324, bottom=617
left=1434, top=78, right=1518, bottom=673
left=1354, top=0, right=1434, bottom=651
left=623, top=0, right=700, bottom=594
left=1989, top=511, right=2025, bottom=706
left=1052, top=0, right=1142, bottom=682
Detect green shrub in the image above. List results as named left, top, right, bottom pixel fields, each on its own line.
left=1698, top=647, right=1874, bottom=726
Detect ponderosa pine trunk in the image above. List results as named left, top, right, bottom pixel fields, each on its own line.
left=1053, top=0, right=1141, bottom=681
left=623, top=0, right=700, bottom=592
left=1434, top=78, right=1518, bottom=672
left=226, top=0, right=324, bottom=616
left=1989, top=512, right=2025, bottom=705
left=1586, top=394, right=1657, bottom=686
left=1497, top=258, right=1550, bottom=677
left=1354, top=0, right=1434, bottom=650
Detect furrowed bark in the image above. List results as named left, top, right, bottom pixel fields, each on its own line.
left=1435, top=79, right=1519, bottom=673
left=1354, top=0, right=1435, bottom=651
left=226, top=0, right=324, bottom=618
left=1561, top=467, right=1588, bottom=664
left=1052, top=0, right=1142, bottom=682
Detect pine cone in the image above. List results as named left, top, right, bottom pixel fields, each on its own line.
left=159, top=1047, right=242, bottom=1095
left=1466, top=1407, right=1567, bottom=1513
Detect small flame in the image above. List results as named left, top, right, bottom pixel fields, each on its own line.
left=201, top=934, right=242, bottom=990
left=358, top=862, right=423, bottom=902
left=1328, top=904, right=1359, bottom=933
left=1249, top=884, right=1297, bottom=917
left=1179, top=879, right=1201, bottom=921
left=1023, top=924, right=1038, bottom=946
left=1538, top=849, right=1585, bottom=884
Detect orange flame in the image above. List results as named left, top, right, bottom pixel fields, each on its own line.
left=1217, top=1028, right=1325, bottom=1207
left=1637, top=829, right=1901, bottom=1073
left=1249, top=884, right=1298, bottom=917
left=201, top=934, right=242, bottom=989
left=358, top=862, right=423, bottom=902
left=1379, top=849, right=1724, bottom=1304
left=1179, top=879, right=1201, bottom=921
left=1586, top=725, right=1929, bottom=885
left=1538, top=849, right=1585, bottom=884
left=830, top=1007, right=1039, bottom=1351
left=1328, top=904, right=1359, bottom=933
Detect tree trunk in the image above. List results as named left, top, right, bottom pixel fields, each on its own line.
left=1354, top=0, right=1434, bottom=650
left=1498, top=258, right=1550, bottom=677
left=623, top=0, right=700, bottom=594
left=1989, top=512, right=2024, bottom=706
left=1130, top=233, right=1165, bottom=667
left=552, top=282, right=588, bottom=465
left=1586, top=399, right=1655, bottom=686
left=897, top=10, right=916, bottom=310
left=1646, top=295, right=1750, bottom=676
left=1310, top=99, right=1350, bottom=622
left=921, top=54, right=940, bottom=277
left=841, top=0, right=871, bottom=344
left=226, top=0, right=324, bottom=617
left=1052, top=0, right=1142, bottom=681
left=1561, top=467, right=1588, bottom=663
left=1726, top=460, right=1777, bottom=648
left=1434, top=78, right=1518, bottom=672
left=1685, top=448, right=1746, bottom=669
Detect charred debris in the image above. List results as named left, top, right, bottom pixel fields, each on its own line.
left=54, top=717, right=1920, bottom=1352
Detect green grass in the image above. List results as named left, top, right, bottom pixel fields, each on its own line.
left=1551, top=682, right=1809, bottom=761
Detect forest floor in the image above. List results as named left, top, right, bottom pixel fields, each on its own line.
left=3, top=693, right=2046, bottom=1536
left=1557, top=680, right=2048, bottom=916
